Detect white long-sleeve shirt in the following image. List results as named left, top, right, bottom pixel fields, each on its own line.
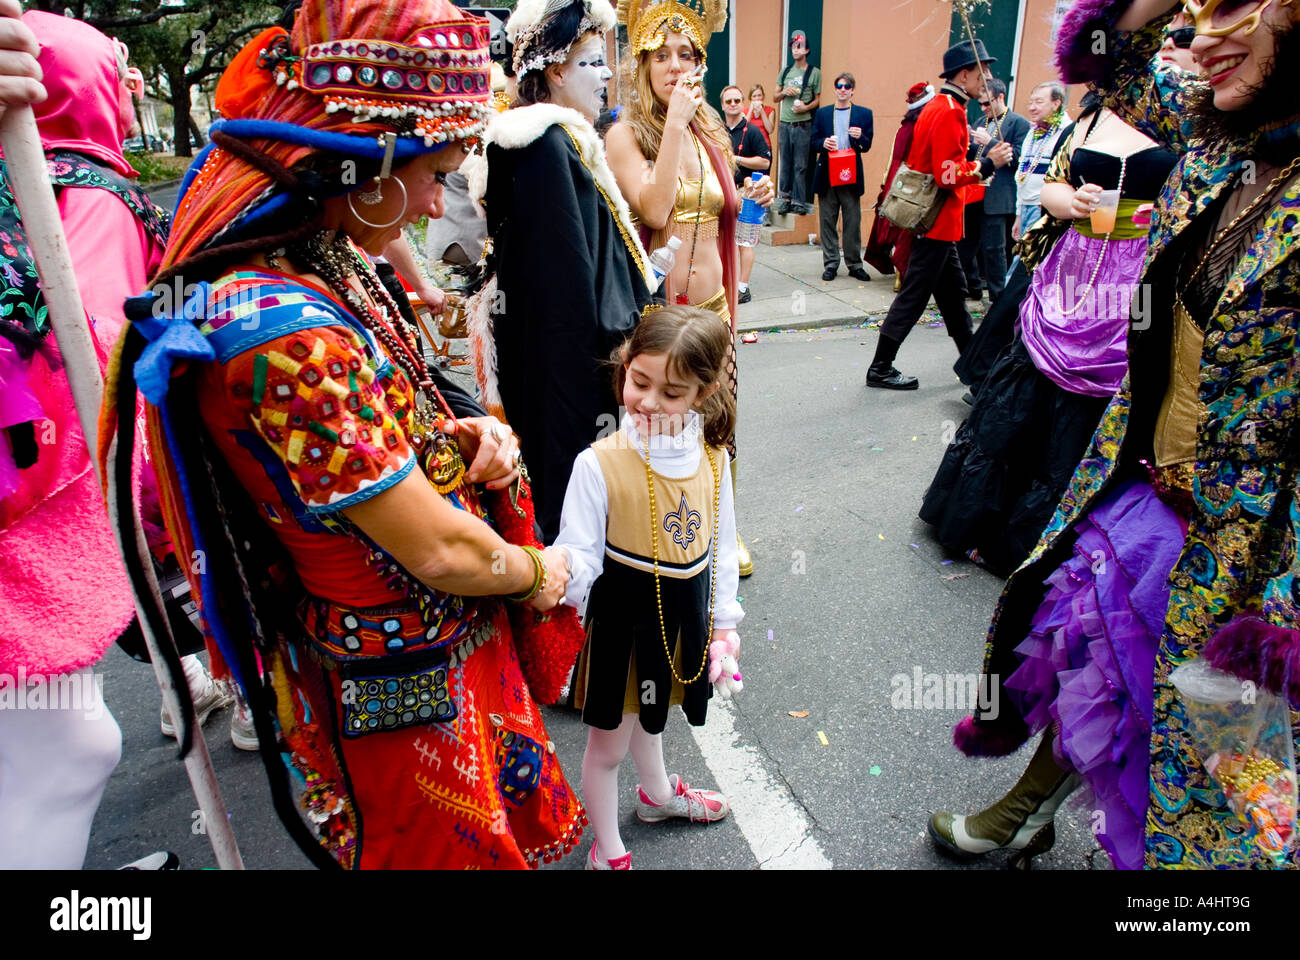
left=553, top=412, right=744, bottom=631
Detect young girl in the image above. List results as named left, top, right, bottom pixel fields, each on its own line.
left=554, top=305, right=744, bottom=870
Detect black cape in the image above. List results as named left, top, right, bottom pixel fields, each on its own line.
left=486, top=122, right=652, bottom=540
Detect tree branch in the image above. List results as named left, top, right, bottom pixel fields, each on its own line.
left=85, top=5, right=207, bottom=30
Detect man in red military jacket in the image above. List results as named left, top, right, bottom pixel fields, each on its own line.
left=867, top=39, right=1013, bottom=390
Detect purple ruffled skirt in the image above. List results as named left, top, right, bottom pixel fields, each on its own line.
left=1004, top=478, right=1187, bottom=869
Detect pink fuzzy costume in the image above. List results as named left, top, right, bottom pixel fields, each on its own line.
left=0, top=11, right=164, bottom=676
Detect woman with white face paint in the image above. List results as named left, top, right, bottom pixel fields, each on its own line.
left=476, top=0, right=652, bottom=543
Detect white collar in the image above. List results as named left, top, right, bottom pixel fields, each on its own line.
left=621, top=410, right=701, bottom=452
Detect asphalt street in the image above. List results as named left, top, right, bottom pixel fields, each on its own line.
left=84, top=314, right=1108, bottom=871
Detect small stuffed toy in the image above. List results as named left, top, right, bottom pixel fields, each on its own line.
left=708, top=630, right=743, bottom=699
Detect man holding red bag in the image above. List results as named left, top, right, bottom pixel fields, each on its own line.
left=868, top=39, right=1011, bottom=390
left=811, top=72, right=872, bottom=281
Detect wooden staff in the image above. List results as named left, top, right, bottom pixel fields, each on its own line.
left=0, top=104, right=244, bottom=869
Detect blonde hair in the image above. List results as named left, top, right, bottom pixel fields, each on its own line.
left=618, top=46, right=733, bottom=165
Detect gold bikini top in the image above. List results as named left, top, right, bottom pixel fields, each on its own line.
left=673, top=150, right=725, bottom=226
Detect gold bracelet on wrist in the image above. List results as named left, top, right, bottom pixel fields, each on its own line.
left=507, top=545, right=546, bottom=603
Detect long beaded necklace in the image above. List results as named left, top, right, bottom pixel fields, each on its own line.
left=1017, top=115, right=1062, bottom=184
left=676, top=130, right=707, bottom=306
left=1054, top=112, right=1128, bottom=317
left=639, top=427, right=720, bottom=685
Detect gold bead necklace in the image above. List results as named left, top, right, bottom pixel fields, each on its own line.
left=640, top=429, right=720, bottom=685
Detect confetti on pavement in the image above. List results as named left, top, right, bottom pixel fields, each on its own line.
left=816, top=731, right=830, bottom=746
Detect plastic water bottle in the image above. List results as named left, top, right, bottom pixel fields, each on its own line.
left=735, top=172, right=766, bottom=248
left=647, top=235, right=682, bottom=292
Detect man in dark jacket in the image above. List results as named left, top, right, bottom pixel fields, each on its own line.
left=957, top=78, right=1028, bottom=303
left=810, top=72, right=873, bottom=281
left=868, top=39, right=1012, bottom=391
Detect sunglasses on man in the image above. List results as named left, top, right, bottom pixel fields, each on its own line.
left=723, top=97, right=743, bottom=104
left=1168, top=25, right=1196, bottom=48
left=835, top=82, right=853, bottom=90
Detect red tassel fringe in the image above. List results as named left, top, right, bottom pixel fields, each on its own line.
left=482, top=479, right=586, bottom=705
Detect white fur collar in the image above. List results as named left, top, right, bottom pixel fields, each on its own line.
left=484, top=104, right=649, bottom=281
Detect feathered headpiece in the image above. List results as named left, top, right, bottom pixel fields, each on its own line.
left=617, top=0, right=727, bottom=60
left=507, top=0, right=617, bottom=79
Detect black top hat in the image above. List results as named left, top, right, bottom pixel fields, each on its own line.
left=941, top=38, right=996, bottom=78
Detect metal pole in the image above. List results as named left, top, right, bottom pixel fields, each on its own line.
left=0, top=105, right=244, bottom=869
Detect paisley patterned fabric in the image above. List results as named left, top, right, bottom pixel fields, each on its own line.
left=974, top=3, right=1300, bottom=869
left=0, top=151, right=168, bottom=348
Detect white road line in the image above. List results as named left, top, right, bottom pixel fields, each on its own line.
left=690, top=700, right=832, bottom=869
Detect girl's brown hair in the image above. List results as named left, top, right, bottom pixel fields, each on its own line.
left=613, top=304, right=736, bottom=450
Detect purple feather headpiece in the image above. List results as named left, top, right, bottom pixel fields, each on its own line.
left=1054, top=0, right=1128, bottom=85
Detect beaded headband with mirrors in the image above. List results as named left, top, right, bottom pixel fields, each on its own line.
left=264, top=16, right=495, bottom=145
left=1184, top=0, right=1296, bottom=38
left=617, top=0, right=727, bottom=61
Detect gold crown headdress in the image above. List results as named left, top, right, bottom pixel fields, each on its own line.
left=617, top=0, right=727, bottom=61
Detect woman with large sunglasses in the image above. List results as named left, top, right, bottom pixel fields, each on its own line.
left=930, top=0, right=1300, bottom=870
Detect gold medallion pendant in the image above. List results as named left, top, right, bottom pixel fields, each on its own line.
left=423, top=426, right=466, bottom=494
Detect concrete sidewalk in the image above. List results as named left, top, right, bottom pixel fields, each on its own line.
left=740, top=236, right=993, bottom=334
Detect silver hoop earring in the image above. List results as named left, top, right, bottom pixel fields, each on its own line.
left=347, top=175, right=408, bottom=230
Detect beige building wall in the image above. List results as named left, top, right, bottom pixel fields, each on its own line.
left=1011, top=0, right=1085, bottom=118
left=617, top=2, right=1073, bottom=246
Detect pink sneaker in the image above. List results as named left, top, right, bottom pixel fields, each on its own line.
left=636, top=774, right=730, bottom=823
left=585, top=842, right=632, bottom=871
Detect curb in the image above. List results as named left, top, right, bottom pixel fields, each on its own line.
left=736, top=313, right=883, bottom=334
left=140, top=176, right=185, bottom=191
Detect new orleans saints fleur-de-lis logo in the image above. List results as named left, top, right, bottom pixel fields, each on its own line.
left=663, top=492, right=702, bottom=548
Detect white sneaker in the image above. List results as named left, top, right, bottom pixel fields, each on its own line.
left=230, top=699, right=259, bottom=751
left=584, top=841, right=632, bottom=870
left=636, top=774, right=730, bottom=823
left=160, top=675, right=234, bottom=739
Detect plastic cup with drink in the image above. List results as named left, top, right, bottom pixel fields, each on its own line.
left=1090, top=189, right=1121, bottom=235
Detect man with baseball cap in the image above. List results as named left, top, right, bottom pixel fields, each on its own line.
left=867, top=38, right=1013, bottom=391
left=774, top=29, right=820, bottom=216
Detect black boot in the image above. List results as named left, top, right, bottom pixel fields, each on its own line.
left=866, top=335, right=918, bottom=390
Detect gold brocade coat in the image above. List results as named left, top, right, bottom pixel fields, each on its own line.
left=973, top=3, right=1300, bottom=868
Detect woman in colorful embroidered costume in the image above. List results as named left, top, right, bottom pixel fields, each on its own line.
left=100, top=0, right=587, bottom=870
left=931, top=0, right=1300, bottom=870
left=606, top=0, right=775, bottom=579
left=554, top=305, right=743, bottom=870
left=473, top=0, right=652, bottom=544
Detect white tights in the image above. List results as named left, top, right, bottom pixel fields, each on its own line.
left=0, top=667, right=122, bottom=868
left=582, top=714, right=674, bottom=860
